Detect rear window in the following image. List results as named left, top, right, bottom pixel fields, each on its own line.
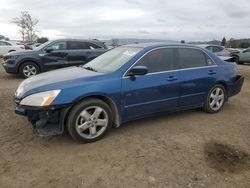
left=178, top=48, right=207, bottom=69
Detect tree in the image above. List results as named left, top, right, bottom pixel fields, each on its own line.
left=12, top=11, right=39, bottom=42
left=240, top=42, right=250, bottom=48
left=37, top=37, right=49, bottom=43
left=228, top=38, right=237, bottom=48
left=221, top=37, right=226, bottom=46
left=181, top=40, right=185, bottom=44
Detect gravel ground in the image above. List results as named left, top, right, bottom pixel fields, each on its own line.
left=0, top=59, right=250, bottom=188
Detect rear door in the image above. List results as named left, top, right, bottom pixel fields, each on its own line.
left=66, top=41, right=106, bottom=67
left=42, top=41, right=68, bottom=71
left=177, top=48, right=218, bottom=107
left=121, top=48, right=180, bottom=120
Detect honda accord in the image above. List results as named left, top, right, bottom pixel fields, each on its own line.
left=14, top=43, right=244, bottom=143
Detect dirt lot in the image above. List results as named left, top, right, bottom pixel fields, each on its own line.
left=0, top=59, right=250, bottom=188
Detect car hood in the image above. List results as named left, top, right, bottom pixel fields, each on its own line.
left=4, top=49, right=39, bottom=56
left=16, top=66, right=104, bottom=98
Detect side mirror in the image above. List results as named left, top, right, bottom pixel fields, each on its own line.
left=126, top=66, right=148, bottom=76
left=45, top=48, right=53, bottom=53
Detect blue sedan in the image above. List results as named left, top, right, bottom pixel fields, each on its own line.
left=14, top=43, right=244, bottom=143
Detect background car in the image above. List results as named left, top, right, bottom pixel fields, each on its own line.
left=198, top=44, right=231, bottom=57
left=230, top=48, right=250, bottom=64
left=0, top=40, right=25, bottom=56
left=14, top=43, right=244, bottom=143
left=2, top=39, right=108, bottom=78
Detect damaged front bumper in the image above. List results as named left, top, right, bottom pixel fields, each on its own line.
left=15, top=103, right=71, bottom=136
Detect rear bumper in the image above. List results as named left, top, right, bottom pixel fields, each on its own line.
left=15, top=104, right=71, bottom=136
left=228, top=75, right=244, bottom=97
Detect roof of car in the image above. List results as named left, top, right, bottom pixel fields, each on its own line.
left=53, top=39, right=104, bottom=43
left=123, top=42, right=201, bottom=49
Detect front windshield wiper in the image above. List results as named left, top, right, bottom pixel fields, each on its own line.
left=83, top=66, right=98, bottom=72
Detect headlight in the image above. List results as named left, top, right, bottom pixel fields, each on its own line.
left=5, top=55, right=19, bottom=61
left=20, top=90, right=61, bottom=107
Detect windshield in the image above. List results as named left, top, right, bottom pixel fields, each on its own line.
left=83, top=47, right=142, bottom=73
left=33, top=40, right=52, bottom=51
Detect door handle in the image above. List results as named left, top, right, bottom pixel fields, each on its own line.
left=167, top=76, right=178, bottom=81
left=208, top=70, right=216, bottom=75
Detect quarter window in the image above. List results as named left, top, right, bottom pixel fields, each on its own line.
left=178, top=48, right=207, bottom=68
left=135, top=48, right=175, bottom=73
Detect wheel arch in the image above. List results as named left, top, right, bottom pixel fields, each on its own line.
left=215, top=81, right=229, bottom=101
left=18, top=59, right=42, bottom=73
left=65, top=95, right=121, bottom=128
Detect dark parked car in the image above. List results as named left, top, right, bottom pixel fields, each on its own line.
left=14, top=43, right=244, bottom=143
left=3, top=39, right=107, bottom=78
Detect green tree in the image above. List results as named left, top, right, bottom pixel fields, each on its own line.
left=37, top=37, right=49, bottom=43
left=221, top=37, right=226, bottom=46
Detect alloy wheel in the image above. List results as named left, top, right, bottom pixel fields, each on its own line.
left=75, top=106, right=108, bottom=139
left=23, top=65, right=37, bottom=77
left=209, top=87, right=225, bottom=111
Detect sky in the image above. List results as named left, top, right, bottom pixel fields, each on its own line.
left=0, top=0, right=250, bottom=41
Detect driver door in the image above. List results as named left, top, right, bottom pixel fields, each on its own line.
left=121, top=48, right=180, bottom=121
left=42, top=41, right=68, bottom=71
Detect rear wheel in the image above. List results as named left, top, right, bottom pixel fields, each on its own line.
left=66, top=99, right=113, bottom=143
left=203, top=85, right=226, bottom=113
left=19, top=62, right=40, bottom=78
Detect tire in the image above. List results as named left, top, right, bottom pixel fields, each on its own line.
left=19, top=62, right=40, bottom=78
left=202, top=84, right=226, bottom=113
left=66, top=99, right=113, bottom=143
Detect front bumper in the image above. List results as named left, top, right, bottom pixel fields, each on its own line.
left=15, top=103, right=71, bottom=136
left=228, top=75, right=244, bottom=97
left=2, top=59, right=18, bottom=74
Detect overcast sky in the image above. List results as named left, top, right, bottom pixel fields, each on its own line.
left=0, top=0, right=250, bottom=41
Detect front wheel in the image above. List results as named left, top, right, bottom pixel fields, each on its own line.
left=66, top=99, right=113, bottom=143
left=203, top=85, right=226, bottom=113
left=19, top=62, right=40, bottom=78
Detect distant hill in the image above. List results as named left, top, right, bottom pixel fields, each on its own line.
left=103, top=38, right=178, bottom=46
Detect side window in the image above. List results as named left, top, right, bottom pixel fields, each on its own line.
left=243, top=49, right=250, bottom=53
left=68, top=41, right=91, bottom=50
left=86, top=42, right=102, bottom=49
left=47, top=41, right=66, bottom=50
left=178, top=48, right=207, bottom=68
left=206, top=46, right=213, bottom=52
left=0, top=41, right=9, bottom=46
left=135, top=48, right=174, bottom=73
left=213, top=46, right=223, bottom=52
